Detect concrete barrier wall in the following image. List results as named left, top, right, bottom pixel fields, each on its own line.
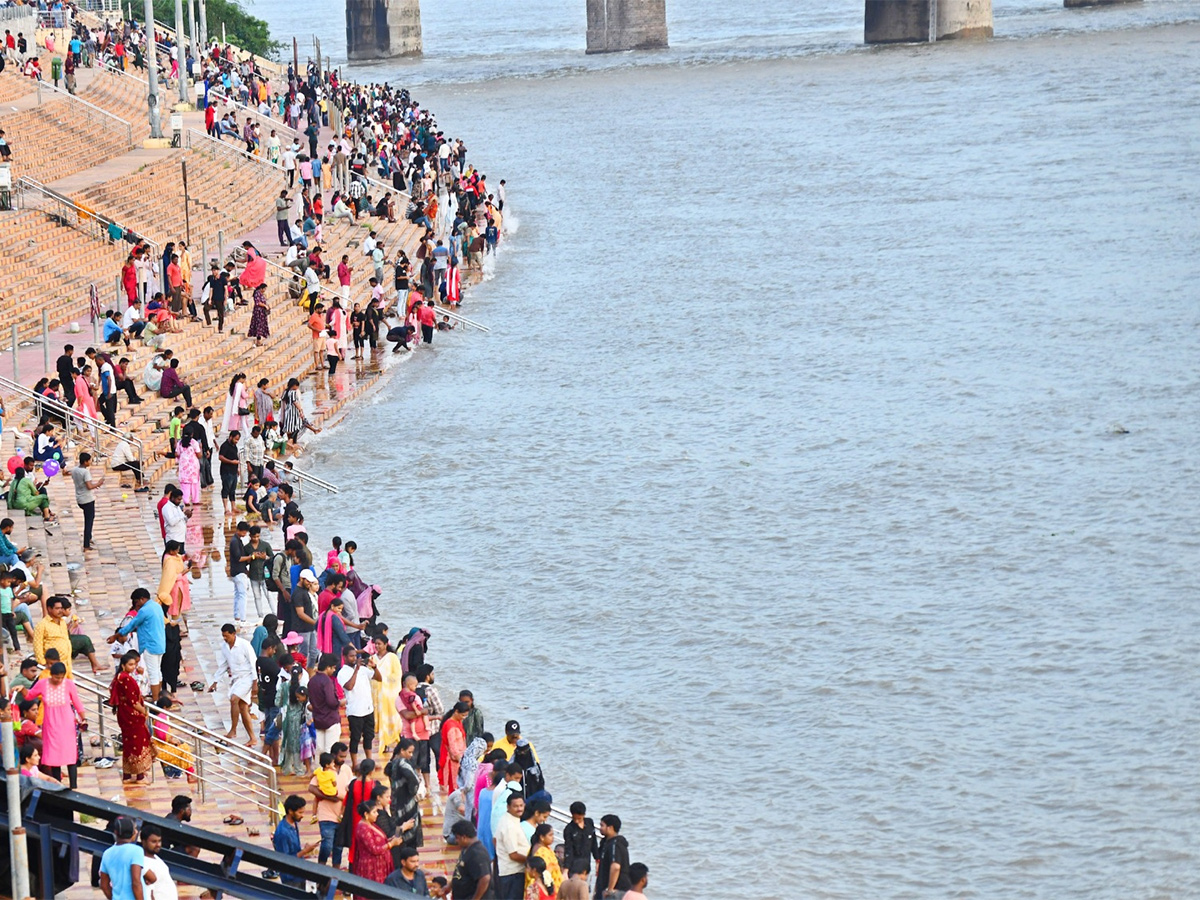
left=937, top=0, right=993, bottom=39
left=586, top=0, right=668, bottom=53
left=345, top=0, right=422, bottom=60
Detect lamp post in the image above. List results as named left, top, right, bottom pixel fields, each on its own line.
left=187, top=0, right=197, bottom=59
left=175, top=0, right=188, bottom=104
left=143, top=0, right=163, bottom=138
left=2, top=707, right=30, bottom=900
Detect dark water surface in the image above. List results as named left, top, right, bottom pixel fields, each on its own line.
left=253, top=5, right=1200, bottom=897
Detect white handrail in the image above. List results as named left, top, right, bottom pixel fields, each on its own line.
left=71, top=671, right=281, bottom=822
left=0, top=373, right=144, bottom=471
left=36, top=79, right=134, bottom=147
left=206, top=85, right=303, bottom=144
left=282, top=461, right=338, bottom=494
left=16, top=176, right=161, bottom=258
left=440, top=308, right=490, bottom=333
left=259, top=254, right=340, bottom=305
left=353, top=167, right=412, bottom=205
left=95, top=62, right=150, bottom=89
left=185, top=126, right=285, bottom=174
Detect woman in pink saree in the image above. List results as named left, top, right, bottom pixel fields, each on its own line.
left=328, top=299, right=349, bottom=355
left=74, top=367, right=98, bottom=420
left=240, top=244, right=267, bottom=292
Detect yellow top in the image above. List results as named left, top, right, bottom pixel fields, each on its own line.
left=492, top=735, right=539, bottom=763
left=33, top=615, right=72, bottom=677
left=315, top=768, right=337, bottom=797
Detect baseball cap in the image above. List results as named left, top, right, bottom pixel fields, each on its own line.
left=505, top=720, right=520, bottom=736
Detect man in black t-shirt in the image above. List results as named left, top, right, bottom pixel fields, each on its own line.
left=291, top=569, right=318, bottom=668
left=217, top=431, right=241, bottom=516
left=256, top=639, right=283, bottom=764
left=449, top=821, right=492, bottom=899
left=56, top=345, right=76, bottom=405
left=595, top=815, right=632, bottom=900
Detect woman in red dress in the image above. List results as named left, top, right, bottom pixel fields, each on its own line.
left=350, top=801, right=403, bottom=899
left=338, top=759, right=377, bottom=865
left=109, top=650, right=152, bottom=782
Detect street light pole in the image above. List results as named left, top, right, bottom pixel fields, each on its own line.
left=2, top=704, right=29, bottom=900
left=198, top=0, right=207, bottom=50
left=187, top=0, right=197, bottom=60
left=175, top=0, right=188, bottom=104
left=143, top=0, right=163, bottom=138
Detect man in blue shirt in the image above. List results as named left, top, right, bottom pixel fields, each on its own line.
left=108, top=588, right=166, bottom=702
left=271, top=795, right=319, bottom=885
left=99, top=816, right=147, bottom=900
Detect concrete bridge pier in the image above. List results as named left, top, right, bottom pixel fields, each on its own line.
left=345, top=0, right=422, bottom=60
left=865, top=0, right=992, bottom=44
left=586, top=0, right=668, bottom=53
left=1064, top=0, right=1140, bottom=6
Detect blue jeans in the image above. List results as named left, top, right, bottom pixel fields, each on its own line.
left=318, top=820, right=342, bottom=866
left=0, top=552, right=17, bottom=569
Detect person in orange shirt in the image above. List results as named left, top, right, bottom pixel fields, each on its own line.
left=307, top=303, right=326, bottom=370
left=166, top=253, right=183, bottom=314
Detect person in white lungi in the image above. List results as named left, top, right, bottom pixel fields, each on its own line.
left=209, top=623, right=257, bottom=746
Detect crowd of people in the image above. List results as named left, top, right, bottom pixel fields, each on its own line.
left=0, top=5, right=655, bottom=899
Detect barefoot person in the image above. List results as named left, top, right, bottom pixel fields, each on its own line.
left=209, top=623, right=257, bottom=746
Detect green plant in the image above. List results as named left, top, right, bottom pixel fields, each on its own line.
left=151, top=0, right=280, bottom=59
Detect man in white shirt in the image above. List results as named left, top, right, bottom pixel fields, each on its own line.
left=284, top=241, right=306, bottom=272
left=361, top=230, right=377, bottom=257
left=140, top=825, right=176, bottom=900
left=493, top=793, right=530, bottom=898
left=336, top=644, right=379, bottom=766
left=208, top=623, right=257, bottom=745
left=120, top=300, right=146, bottom=340
left=160, top=488, right=188, bottom=544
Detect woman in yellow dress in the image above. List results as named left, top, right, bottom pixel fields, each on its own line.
left=151, top=696, right=197, bottom=783
left=528, top=824, right=563, bottom=895
left=371, top=635, right=404, bottom=753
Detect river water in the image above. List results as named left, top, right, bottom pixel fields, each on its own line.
left=249, top=2, right=1200, bottom=896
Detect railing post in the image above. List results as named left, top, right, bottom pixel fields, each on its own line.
left=10, top=325, right=17, bottom=385
left=41, top=310, right=49, bottom=375
left=217, top=229, right=224, bottom=266
left=194, top=734, right=205, bottom=803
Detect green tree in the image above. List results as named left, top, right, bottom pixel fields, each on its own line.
left=151, top=0, right=279, bottom=59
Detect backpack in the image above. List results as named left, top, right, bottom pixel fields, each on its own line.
left=265, top=551, right=287, bottom=593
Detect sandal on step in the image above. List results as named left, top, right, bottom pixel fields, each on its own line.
left=223, top=815, right=244, bottom=826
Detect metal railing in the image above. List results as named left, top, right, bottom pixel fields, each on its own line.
left=36, top=79, right=134, bottom=147
left=259, top=253, right=339, bottom=305
left=184, top=125, right=285, bottom=176
left=70, top=671, right=281, bottom=823
left=15, top=176, right=159, bottom=259
left=35, top=8, right=71, bottom=29
left=353, top=167, right=412, bottom=205
left=90, top=58, right=150, bottom=88
left=206, top=84, right=303, bottom=144
left=281, top=460, right=338, bottom=494
left=0, top=373, right=144, bottom=472
left=441, top=308, right=490, bottom=333
left=0, top=7, right=36, bottom=24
